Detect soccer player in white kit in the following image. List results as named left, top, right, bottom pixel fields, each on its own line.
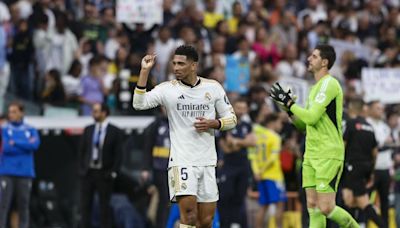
left=133, top=45, right=237, bottom=228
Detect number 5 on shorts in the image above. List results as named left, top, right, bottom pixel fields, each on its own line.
left=181, top=167, right=188, bottom=180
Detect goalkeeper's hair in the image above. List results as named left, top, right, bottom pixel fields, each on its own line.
left=315, top=44, right=336, bottom=69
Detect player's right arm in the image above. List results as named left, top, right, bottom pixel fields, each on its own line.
left=290, top=115, right=306, bottom=132
left=290, top=77, right=339, bottom=125
left=132, top=54, right=164, bottom=110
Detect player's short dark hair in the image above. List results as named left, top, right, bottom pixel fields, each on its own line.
left=174, top=45, right=199, bottom=62
left=315, top=44, right=336, bottom=69
left=9, top=101, right=24, bottom=112
left=262, top=113, right=280, bottom=126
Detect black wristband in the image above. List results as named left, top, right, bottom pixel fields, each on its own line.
left=287, top=100, right=294, bottom=109
left=136, top=85, right=146, bottom=90
left=217, top=119, right=222, bottom=129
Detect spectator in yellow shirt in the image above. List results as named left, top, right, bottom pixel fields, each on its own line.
left=203, top=0, right=224, bottom=29
left=249, top=113, right=287, bottom=228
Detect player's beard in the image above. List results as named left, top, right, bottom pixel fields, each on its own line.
left=174, top=70, right=185, bottom=80
left=175, top=73, right=183, bottom=80
left=307, top=63, right=314, bottom=72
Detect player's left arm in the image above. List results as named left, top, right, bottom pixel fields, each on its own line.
left=194, top=86, right=237, bottom=132
left=290, top=78, right=339, bottom=125
left=215, top=87, right=237, bottom=131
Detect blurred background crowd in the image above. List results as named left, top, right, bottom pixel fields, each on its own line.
left=0, top=0, right=400, bottom=227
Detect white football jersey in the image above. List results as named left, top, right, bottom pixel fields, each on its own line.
left=133, top=77, right=236, bottom=167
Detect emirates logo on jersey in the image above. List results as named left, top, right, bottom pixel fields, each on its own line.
left=177, top=103, right=210, bottom=118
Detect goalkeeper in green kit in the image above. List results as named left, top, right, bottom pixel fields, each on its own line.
left=270, top=44, right=359, bottom=228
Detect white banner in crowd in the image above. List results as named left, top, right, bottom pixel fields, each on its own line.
left=279, top=77, right=309, bottom=107
left=116, top=0, right=163, bottom=25
left=329, top=38, right=375, bottom=65
left=361, top=68, right=400, bottom=104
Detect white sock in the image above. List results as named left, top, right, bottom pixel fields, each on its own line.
left=179, top=224, right=196, bottom=228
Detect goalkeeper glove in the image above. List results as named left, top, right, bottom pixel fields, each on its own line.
left=276, top=95, right=298, bottom=113
left=270, top=82, right=295, bottom=111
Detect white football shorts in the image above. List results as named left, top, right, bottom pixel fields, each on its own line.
left=168, top=166, right=219, bottom=203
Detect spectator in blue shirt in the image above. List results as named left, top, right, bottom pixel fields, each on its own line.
left=0, top=101, right=40, bottom=228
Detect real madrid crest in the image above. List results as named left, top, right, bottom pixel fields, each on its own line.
left=181, top=183, right=187, bottom=190
left=205, top=92, right=211, bottom=101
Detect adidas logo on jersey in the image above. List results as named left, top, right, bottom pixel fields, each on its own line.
left=178, top=95, right=185, bottom=99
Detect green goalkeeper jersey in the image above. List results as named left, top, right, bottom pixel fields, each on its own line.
left=290, top=74, right=344, bottom=160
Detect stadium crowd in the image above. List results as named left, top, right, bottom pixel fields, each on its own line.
left=0, top=0, right=400, bottom=227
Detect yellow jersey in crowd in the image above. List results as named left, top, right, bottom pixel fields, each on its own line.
left=248, top=124, right=284, bottom=182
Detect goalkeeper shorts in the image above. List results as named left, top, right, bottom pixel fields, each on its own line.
left=302, top=158, right=343, bottom=193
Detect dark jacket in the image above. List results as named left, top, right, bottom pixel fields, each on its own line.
left=78, top=122, right=123, bottom=176
left=143, top=116, right=170, bottom=171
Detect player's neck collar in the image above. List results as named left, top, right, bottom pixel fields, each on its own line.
left=315, top=72, right=330, bottom=82
left=179, top=77, right=201, bottom=88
